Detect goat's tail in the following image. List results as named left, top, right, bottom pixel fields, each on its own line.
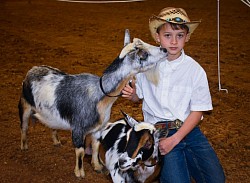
left=18, top=82, right=33, bottom=129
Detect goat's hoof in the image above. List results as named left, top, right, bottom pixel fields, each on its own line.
left=92, top=162, right=103, bottom=172
left=52, top=137, right=61, bottom=146
left=74, top=168, right=85, bottom=178
left=53, top=141, right=62, bottom=147
left=103, top=168, right=110, bottom=175
left=21, top=144, right=28, bottom=150
left=94, top=165, right=105, bottom=174
left=95, top=168, right=109, bottom=175
left=93, top=166, right=103, bottom=173
left=95, top=169, right=103, bottom=174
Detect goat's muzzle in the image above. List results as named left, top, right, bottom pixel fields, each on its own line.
left=160, top=47, right=167, bottom=53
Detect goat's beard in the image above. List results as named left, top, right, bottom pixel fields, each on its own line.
left=143, top=61, right=162, bottom=86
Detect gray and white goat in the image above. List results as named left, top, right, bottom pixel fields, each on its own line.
left=18, top=30, right=167, bottom=178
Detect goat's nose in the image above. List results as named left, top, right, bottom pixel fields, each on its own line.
left=160, top=48, right=167, bottom=53
left=118, top=158, right=126, bottom=166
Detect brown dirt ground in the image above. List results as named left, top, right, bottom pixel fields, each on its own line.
left=0, top=0, right=249, bottom=182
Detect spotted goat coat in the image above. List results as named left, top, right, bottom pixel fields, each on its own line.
left=98, top=112, right=163, bottom=183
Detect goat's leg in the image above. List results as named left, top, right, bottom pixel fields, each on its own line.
left=51, top=129, right=61, bottom=146
left=18, top=98, right=31, bottom=150
left=72, top=130, right=85, bottom=178
left=91, top=135, right=103, bottom=172
left=74, top=147, right=85, bottom=178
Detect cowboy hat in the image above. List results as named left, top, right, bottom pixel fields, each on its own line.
left=149, top=7, right=201, bottom=43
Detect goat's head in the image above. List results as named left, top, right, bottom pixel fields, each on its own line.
left=119, top=30, right=167, bottom=75
left=118, top=112, right=159, bottom=171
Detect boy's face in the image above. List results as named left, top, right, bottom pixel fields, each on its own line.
left=155, top=23, right=189, bottom=61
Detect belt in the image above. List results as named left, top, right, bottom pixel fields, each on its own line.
left=155, top=119, right=183, bottom=130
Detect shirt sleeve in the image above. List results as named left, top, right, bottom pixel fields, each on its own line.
left=190, top=68, right=213, bottom=112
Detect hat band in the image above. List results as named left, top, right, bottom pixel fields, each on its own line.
left=166, top=17, right=187, bottom=23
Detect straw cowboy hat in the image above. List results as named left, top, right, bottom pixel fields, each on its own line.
left=149, top=7, right=201, bottom=43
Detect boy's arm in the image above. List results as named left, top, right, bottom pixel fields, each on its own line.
left=173, top=111, right=203, bottom=142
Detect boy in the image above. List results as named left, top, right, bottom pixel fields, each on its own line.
left=122, top=7, right=225, bottom=183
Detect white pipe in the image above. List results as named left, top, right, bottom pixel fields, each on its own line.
left=241, top=0, right=250, bottom=7
left=217, top=0, right=228, bottom=93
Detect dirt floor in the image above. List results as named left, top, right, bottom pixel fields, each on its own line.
left=0, top=0, right=249, bottom=182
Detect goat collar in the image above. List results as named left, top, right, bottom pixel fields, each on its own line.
left=143, top=160, right=160, bottom=167
left=99, top=76, right=122, bottom=97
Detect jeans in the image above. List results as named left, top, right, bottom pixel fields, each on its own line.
left=160, top=127, right=225, bottom=183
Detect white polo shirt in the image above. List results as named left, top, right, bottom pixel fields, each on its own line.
left=136, top=50, right=213, bottom=124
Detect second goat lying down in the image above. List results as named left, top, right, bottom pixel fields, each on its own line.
left=18, top=30, right=167, bottom=178
left=98, top=112, right=163, bottom=183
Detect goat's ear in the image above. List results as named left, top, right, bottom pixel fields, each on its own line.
left=119, top=29, right=134, bottom=59
left=124, top=29, right=131, bottom=47
left=121, top=110, right=138, bottom=127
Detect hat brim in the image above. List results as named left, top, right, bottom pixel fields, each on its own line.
left=149, top=15, right=201, bottom=43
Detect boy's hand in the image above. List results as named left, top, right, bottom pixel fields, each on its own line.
left=159, top=135, right=179, bottom=155
left=122, top=80, right=138, bottom=102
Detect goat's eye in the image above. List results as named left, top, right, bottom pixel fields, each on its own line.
left=138, top=50, right=148, bottom=60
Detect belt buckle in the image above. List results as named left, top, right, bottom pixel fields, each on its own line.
left=155, top=121, right=169, bottom=138
left=174, top=119, right=183, bottom=130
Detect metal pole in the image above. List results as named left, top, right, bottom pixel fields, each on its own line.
left=217, top=0, right=228, bottom=93
left=241, top=0, right=250, bottom=7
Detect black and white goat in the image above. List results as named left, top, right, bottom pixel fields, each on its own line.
left=98, top=112, right=162, bottom=183
left=18, top=30, right=167, bottom=178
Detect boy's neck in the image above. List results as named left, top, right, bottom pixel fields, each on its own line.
left=167, top=50, right=183, bottom=61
